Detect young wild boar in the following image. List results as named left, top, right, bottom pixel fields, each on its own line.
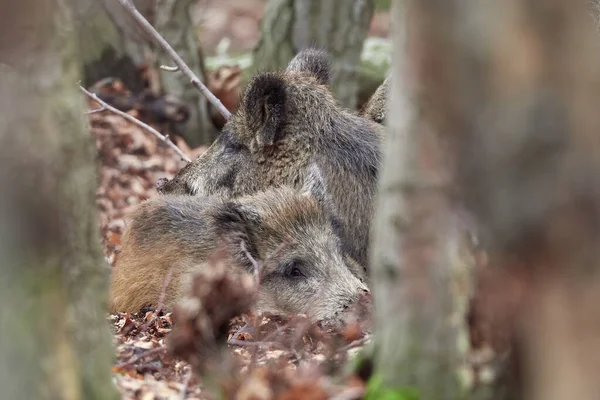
left=109, top=168, right=369, bottom=324
left=156, top=49, right=384, bottom=272
left=360, top=75, right=389, bottom=125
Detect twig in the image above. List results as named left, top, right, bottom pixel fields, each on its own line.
left=139, top=264, right=175, bottom=332
left=339, top=335, right=372, bottom=353
left=240, top=240, right=261, bottom=283
left=160, top=65, right=180, bottom=72
left=179, top=370, right=193, bottom=400
left=155, top=264, right=175, bottom=316
left=117, top=0, right=232, bottom=121
left=329, top=387, right=365, bottom=400
left=115, top=347, right=165, bottom=370
left=227, top=338, right=285, bottom=349
left=79, top=85, right=191, bottom=163
left=85, top=105, right=107, bottom=114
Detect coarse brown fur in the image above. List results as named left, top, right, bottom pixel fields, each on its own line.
left=157, top=49, right=385, bottom=271
left=360, top=75, right=389, bottom=125
left=110, top=176, right=368, bottom=324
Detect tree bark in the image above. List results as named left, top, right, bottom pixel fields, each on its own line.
left=74, top=0, right=153, bottom=93
left=369, top=1, right=472, bottom=398
left=0, top=1, right=119, bottom=399
left=253, top=0, right=375, bottom=109
left=74, top=0, right=217, bottom=146
left=153, top=0, right=218, bottom=146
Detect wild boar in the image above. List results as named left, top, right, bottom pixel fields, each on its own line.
left=360, top=75, right=389, bottom=125
left=110, top=166, right=369, bottom=324
left=156, top=49, right=384, bottom=272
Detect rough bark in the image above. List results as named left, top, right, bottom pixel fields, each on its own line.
left=0, top=1, right=119, bottom=399
left=74, top=0, right=217, bottom=146
left=369, top=1, right=471, bottom=398
left=153, top=0, right=218, bottom=146
left=253, top=0, right=375, bottom=109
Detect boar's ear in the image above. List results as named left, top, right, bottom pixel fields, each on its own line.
left=214, top=201, right=262, bottom=270
left=244, top=73, right=287, bottom=148
left=286, top=48, right=331, bottom=85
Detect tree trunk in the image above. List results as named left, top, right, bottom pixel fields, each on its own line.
left=153, top=0, right=218, bottom=146
left=253, top=0, right=375, bottom=109
left=372, top=0, right=600, bottom=399
left=0, top=1, right=119, bottom=399
left=369, top=1, right=471, bottom=398
left=74, top=0, right=153, bottom=93
left=74, top=0, right=217, bottom=146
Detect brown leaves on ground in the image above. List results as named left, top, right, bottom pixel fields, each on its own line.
left=90, top=92, right=196, bottom=268
left=169, top=248, right=259, bottom=374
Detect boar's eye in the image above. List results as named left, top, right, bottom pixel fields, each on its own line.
left=281, top=259, right=307, bottom=279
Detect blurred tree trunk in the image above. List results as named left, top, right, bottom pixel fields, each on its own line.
left=369, top=1, right=471, bottom=398
left=74, top=0, right=217, bottom=146
left=0, top=1, right=119, bottom=399
left=450, top=1, right=600, bottom=399
left=372, top=0, right=600, bottom=399
left=253, top=0, right=375, bottom=109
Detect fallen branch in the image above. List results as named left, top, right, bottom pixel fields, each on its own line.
left=117, top=0, right=232, bottom=121
left=115, top=347, right=165, bottom=370
left=226, top=338, right=285, bottom=349
left=79, top=85, right=191, bottom=163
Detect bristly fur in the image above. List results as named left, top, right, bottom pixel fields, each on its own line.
left=109, top=184, right=368, bottom=325
left=157, top=48, right=385, bottom=274
left=360, top=75, right=389, bottom=125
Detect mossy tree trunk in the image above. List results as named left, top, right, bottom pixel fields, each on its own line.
left=253, top=0, right=375, bottom=110
left=0, top=0, right=119, bottom=399
left=369, top=1, right=472, bottom=398
left=74, top=0, right=217, bottom=146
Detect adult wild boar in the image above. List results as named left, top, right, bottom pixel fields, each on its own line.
left=157, top=49, right=384, bottom=271
left=110, top=166, right=369, bottom=325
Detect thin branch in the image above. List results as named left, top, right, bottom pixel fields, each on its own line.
left=226, top=338, right=285, bottom=349
left=79, top=85, right=191, bottom=163
left=115, top=347, right=165, bottom=370
left=160, top=65, right=180, bottom=72
left=179, top=370, right=193, bottom=400
left=339, top=335, right=372, bottom=353
left=85, top=105, right=107, bottom=114
left=240, top=240, right=261, bottom=283
left=117, top=0, right=232, bottom=121
left=139, top=264, right=176, bottom=333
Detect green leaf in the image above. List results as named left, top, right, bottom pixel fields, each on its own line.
left=365, top=375, right=420, bottom=400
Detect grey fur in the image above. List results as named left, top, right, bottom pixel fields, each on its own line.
left=109, top=185, right=368, bottom=324
left=360, top=75, right=389, bottom=125
left=157, top=49, right=385, bottom=272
